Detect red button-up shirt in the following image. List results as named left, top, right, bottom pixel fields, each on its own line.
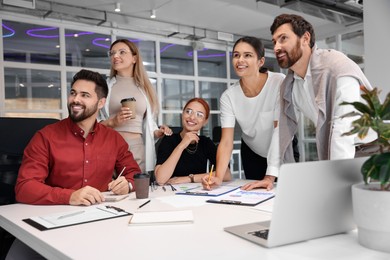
left=16, top=117, right=141, bottom=205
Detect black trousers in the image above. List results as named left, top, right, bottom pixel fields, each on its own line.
left=240, top=136, right=300, bottom=180
left=240, top=139, right=267, bottom=180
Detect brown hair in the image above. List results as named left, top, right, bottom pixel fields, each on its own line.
left=183, top=98, right=210, bottom=120
left=109, top=39, right=159, bottom=114
left=270, top=14, right=316, bottom=48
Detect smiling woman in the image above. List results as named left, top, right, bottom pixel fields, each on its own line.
left=154, top=98, right=231, bottom=185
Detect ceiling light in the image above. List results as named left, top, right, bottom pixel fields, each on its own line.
left=115, top=3, right=121, bottom=12
left=150, top=9, right=156, bottom=19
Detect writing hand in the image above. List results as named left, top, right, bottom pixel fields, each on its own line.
left=201, top=175, right=222, bottom=190
left=108, top=176, right=130, bottom=195
left=69, top=186, right=104, bottom=206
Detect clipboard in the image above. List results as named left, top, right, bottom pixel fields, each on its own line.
left=23, top=205, right=131, bottom=231
left=206, top=189, right=275, bottom=206
left=175, top=185, right=239, bottom=196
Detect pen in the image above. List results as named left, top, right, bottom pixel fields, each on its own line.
left=208, top=164, right=214, bottom=184
left=117, top=166, right=126, bottom=179
left=138, top=200, right=151, bottom=209
left=109, top=166, right=126, bottom=191
left=57, top=210, right=85, bottom=220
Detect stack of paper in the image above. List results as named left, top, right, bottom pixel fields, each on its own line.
left=128, top=210, right=194, bottom=225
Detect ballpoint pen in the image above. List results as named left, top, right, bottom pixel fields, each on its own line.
left=57, top=210, right=85, bottom=220
left=138, top=200, right=151, bottom=209
left=117, top=166, right=126, bottom=179
left=208, top=164, right=214, bottom=184
left=109, top=166, right=126, bottom=191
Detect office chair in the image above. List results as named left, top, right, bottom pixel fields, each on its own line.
left=0, top=117, right=58, bottom=259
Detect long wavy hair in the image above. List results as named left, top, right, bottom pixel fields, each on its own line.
left=109, top=39, right=159, bottom=114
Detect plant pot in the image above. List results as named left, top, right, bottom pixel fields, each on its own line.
left=352, top=183, right=390, bottom=253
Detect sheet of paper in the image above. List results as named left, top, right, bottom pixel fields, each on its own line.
left=207, top=189, right=275, bottom=206
left=102, top=191, right=129, bottom=202
left=129, top=210, right=193, bottom=225
left=25, top=205, right=130, bottom=230
left=175, top=185, right=239, bottom=196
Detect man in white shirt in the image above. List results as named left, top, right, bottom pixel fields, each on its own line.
left=242, top=13, right=373, bottom=191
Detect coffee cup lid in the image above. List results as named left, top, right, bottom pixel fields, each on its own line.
left=134, top=173, right=150, bottom=178
left=120, top=97, right=136, bottom=103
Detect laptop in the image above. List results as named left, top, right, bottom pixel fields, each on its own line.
left=224, top=157, right=366, bottom=248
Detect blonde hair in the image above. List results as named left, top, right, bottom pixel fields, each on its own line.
left=109, top=39, right=159, bottom=114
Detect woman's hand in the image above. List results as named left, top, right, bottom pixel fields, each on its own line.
left=180, top=132, right=199, bottom=147
left=167, top=176, right=190, bottom=184
left=201, top=175, right=222, bottom=190
left=155, top=125, right=173, bottom=138
left=110, top=107, right=132, bottom=128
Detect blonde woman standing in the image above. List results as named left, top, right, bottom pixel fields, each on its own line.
left=99, top=39, right=172, bottom=172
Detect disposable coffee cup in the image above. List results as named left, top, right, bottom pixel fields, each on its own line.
left=120, top=97, right=136, bottom=119
left=134, top=173, right=150, bottom=199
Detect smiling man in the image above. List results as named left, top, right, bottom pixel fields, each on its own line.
left=15, top=69, right=141, bottom=206
left=240, top=14, right=375, bottom=191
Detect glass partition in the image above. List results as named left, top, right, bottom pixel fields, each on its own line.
left=65, top=29, right=110, bottom=69
left=4, top=68, right=61, bottom=118
left=160, top=43, right=194, bottom=75
left=3, top=20, right=60, bottom=65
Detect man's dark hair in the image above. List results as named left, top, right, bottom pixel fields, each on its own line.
left=71, top=69, right=108, bottom=99
left=270, top=14, right=316, bottom=48
left=232, top=36, right=268, bottom=73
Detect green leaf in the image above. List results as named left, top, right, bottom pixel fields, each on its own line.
left=340, top=101, right=373, bottom=115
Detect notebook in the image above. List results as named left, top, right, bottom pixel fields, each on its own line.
left=128, top=210, right=194, bottom=225
left=224, top=157, right=366, bottom=248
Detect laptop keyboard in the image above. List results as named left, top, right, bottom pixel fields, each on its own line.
left=248, top=229, right=269, bottom=240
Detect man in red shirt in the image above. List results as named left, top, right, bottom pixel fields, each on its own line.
left=15, top=69, right=141, bottom=206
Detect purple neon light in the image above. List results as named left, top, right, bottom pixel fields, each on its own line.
left=160, top=43, right=176, bottom=53
left=26, top=27, right=94, bottom=38
left=187, top=49, right=226, bottom=58
left=2, top=23, right=15, bottom=38
left=92, top=38, right=110, bottom=48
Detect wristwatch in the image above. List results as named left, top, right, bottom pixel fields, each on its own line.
left=189, top=174, right=195, bottom=183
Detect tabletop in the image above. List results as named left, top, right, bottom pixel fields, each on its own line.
left=0, top=180, right=389, bottom=260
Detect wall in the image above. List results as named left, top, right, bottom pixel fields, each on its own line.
left=364, top=0, right=390, bottom=98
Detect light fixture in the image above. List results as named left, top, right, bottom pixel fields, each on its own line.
left=114, top=2, right=121, bottom=12
left=150, top=9, right=156, bottom=19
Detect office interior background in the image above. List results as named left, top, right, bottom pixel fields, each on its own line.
left=0, top=0, right=388, bottom=177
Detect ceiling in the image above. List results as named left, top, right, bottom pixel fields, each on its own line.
left=0, top=0, right=364, bottom=47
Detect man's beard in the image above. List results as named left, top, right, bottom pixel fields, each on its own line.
left=68, top=102, right=98, bottom=123
left=277, top=39, right=303, bottom=69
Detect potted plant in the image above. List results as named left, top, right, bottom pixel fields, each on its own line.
left=340, top=86, right=390, bottom=253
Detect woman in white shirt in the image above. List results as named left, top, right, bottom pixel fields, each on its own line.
left=99, top=39, right=172, bottom=173
left=203, top=36, right=285, bottom=188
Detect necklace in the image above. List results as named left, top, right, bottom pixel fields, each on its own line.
left=186, top=142, right=198, bottom=154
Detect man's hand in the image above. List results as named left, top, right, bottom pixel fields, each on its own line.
left=240, top=175, right=275, bottom=191
left=69, top=186, right=104, bottom=206
left=108, top=176, right=130, bottom=195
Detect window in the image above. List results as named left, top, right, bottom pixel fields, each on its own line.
left=198, top=48, right=227, bottom=78
left=65, top=29, right=110, bottom=69
left=160, top=43, right=194, bottom=75
left=3, top=20, right=60, bottom=65
left=4, top=68, right=61, bottom=119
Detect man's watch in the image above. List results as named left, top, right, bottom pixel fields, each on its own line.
left=189, top=174, right=195, bottom=183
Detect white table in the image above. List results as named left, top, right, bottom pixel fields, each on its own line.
left=0, top=181, right=389, bottom=260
